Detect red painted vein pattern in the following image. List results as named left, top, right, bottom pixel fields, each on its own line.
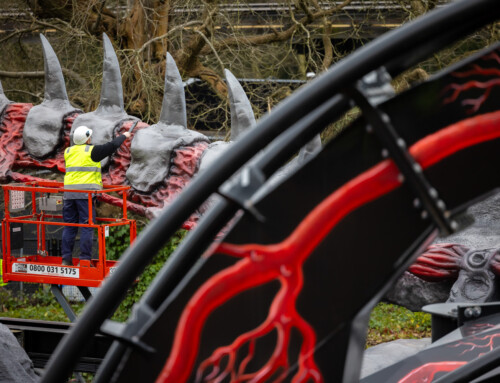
left=156, top=110, right=500, bottom=383
left=443, top=51, right=500, bottom=113
left=397, top=361, right=467, bottom=383
left=451, top=332, right=500, bottom=357
left=397, top=331, right=500, bottom=382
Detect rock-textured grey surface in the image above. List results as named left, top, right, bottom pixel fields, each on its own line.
left=385, top=271, right=453, bottom=311
left=197, top=141, right=231, bottom=175
left=127, top=124, right=207, bottom=192
left=126, top=52, right=208, bottom=193
left=438, top=206, right=500, bottom=304
left=195, top=69, right=258, bottom=213
left=0, top=323, right=38, bottom=382
left=159, top=53, right=188, bottom=128
left=448, top=248, right=499, bottom=303
left=437, top=191, right=500, bottom=249
left=361, top=338, right=431, bottom=378
left=23, top=35, right=79, bottom=158
left=0, top=80, right=12, bottom=116
left=387, top=191, right=500, bottom=310
left=225, top=69, right=256, bottom=142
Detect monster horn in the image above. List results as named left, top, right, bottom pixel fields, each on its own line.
left=0, top=80, right=11, bottom=115
left=225, top=69, right=256, bottom=142
left=70, top=33, right=130, bottom=157
left=23, top=35, right=80, bottom=158
left=159, top=52, right=187, bottom=128
left=96, top=33, right=125, bottom=114
left=40, top=34, right=69, bottom=102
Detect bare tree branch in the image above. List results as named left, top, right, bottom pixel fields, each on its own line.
left=0, top=69, right=88, bottom=87
left=199, top=0, right=354, bottom=55
left=134, top=21, right=203, bottom=55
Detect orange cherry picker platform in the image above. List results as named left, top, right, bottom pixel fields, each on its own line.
left=1, top=180, right=136, bottom=321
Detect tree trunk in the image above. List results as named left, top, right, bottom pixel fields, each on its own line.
left=152, top=0, right=171, bottom=62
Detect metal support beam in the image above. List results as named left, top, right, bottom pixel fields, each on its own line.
left=50, top=285, right=77, bottom=323
left=348, top=68, right=457, bottom=236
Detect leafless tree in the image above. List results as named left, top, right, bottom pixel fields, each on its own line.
left=0, top=0, right=497, bottom=132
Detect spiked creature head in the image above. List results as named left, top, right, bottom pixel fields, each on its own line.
left=0, top=32, right=284, bottom=225
left=126, top=53, right=209, bottom=193
left=196, top=69, right=257, bottom=176
left=22, top=35, right=81, bottom=159
left=70, top=34, right=138, bottom=167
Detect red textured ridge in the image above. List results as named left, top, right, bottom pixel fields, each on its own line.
left=409, top=243, right=466, bottom=281
left=0, top=103, right=32, bottom=181
left=102, top=136, right=208, bottom=227
left=0, top=104, right=77, bottom=183
left=156, top=110, right=500, bottom=383
left=129, top=141, right=209, bottom=209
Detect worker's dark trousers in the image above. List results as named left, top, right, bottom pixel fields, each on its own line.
left=62, top=199, right=96, bottom=262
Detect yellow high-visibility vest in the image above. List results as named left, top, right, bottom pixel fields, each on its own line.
left=64, top=145, right=102, bottom=191
left=0, top=259, right=6, bottom=286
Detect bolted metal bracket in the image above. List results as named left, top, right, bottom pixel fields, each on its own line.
left=348, top=67, right=456, bottom=236
left=356, top=67, right=395, bottom=106
left=217, top=165, right=266, bottom=222
left=100, top=304, right=156, bottom=355
left=457, top=302, right=500, bottom=327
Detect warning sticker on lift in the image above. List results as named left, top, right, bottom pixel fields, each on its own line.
left=12, top=263, right=79, bottom=278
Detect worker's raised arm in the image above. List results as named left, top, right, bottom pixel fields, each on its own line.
left=90, top=133, right=130, bottom=162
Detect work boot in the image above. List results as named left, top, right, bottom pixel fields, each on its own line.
left=62, top=259, right=72, bottom=266
left=78, top=259, right=95, bottom=268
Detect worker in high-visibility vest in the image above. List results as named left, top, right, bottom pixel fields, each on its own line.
left=0, top=259, right=7, bottom=286
left=62, top=125, right=131, bottom=266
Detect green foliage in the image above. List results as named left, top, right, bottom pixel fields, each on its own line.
left=112, top=229, right=187, bottom=321
left=1, top=287, right=432, bottom=350
left=0, top=285, right=84, bottom=322
left=104, top=222, right=188, bottom=321
left=1, top=227, right=187, bottom=324
left=367, top=302, right=431, bottom=347
left=1, top=223, right=186, bottom=322
left=2, top=262, right=431, bottom=349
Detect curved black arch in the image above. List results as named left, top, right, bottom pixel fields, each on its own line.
left=42, top=1, right=500, bottom=382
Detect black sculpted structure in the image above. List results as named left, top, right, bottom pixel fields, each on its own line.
left=0, top=1, right=497, bottom=382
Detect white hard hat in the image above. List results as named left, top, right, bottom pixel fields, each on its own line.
left=73, top=126, right=92, bottom=145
